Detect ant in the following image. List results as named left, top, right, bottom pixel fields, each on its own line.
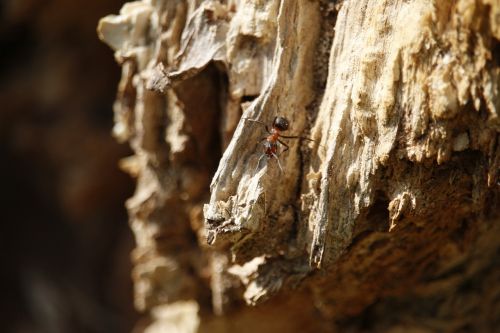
left=243, top=116, right=314, bottom=173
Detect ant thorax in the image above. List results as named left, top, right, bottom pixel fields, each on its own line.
left=263, top=140, right=278, bottom=157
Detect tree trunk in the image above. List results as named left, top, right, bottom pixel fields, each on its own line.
left=98, top=0, right=500, bottom=332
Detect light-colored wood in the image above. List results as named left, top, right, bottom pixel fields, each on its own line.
left=98, top=0, right=500, bottom=331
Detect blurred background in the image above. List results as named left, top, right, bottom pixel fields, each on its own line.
left=0, top=1, right=138, bottom=332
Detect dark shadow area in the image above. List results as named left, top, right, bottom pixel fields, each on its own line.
left=0, top=1, right=137, bottom=332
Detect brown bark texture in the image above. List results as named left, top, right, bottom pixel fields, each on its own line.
left=98, top=0, right=500, bottom=332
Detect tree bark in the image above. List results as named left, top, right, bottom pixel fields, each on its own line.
left=98, top=0, right=500, bottom=332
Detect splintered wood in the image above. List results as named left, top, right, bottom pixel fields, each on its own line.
left=99, top=0, right=499, bottom=332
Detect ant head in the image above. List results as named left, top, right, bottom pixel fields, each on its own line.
left=273, top=116, right=289, bottom=131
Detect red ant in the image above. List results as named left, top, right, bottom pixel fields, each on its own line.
left=243, top=116, right=314, bottom=173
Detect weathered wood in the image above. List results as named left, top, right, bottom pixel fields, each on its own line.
left=98, top=0, right=500, bottom=331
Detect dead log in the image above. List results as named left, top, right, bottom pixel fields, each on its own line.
left=98, top=0, right=500, bottom=331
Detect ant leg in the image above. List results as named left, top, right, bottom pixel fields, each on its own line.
left=277, top=139, right=289, bottom=153
left=242, top=117, right=266, bottom=126
left=279, top=134, right=314, bottom=141
left=280, top=134, right=325, bottom=149
left=272, top=153, right=284, bottom=173
left=254, top=154, right=267, bottom=174
left=242, top=118, right=271, bottom=134
left=264, top=190, right=266, bottom=215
